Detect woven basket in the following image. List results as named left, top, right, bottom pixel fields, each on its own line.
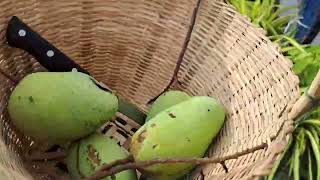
left=0, top=0, right=307, bottom=179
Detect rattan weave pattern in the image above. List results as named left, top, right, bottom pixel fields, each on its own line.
left=0, top=0, right=301, bottom=179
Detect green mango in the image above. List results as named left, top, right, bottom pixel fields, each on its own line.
left=7, top=71, right=118, bottom=145
left=146, top=90, right=191, bottom=122
left=130, top=96, right=226, bottom=179
left=66, top=133, right=137, bottom=180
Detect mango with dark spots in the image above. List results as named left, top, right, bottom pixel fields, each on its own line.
left=66, top=133, right=137, bottom=180
left=130, top=96, right=226, bottom=179
left=7, top=71, right=118, bottom=145
left=146, top=90, right=191, bottom=122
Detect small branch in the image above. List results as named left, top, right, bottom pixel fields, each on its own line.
left=99, top=155, right=134, bottom=172
left=84, top=140, right=273, bottom=180
left=146, top=0, right=202, bottom=105
left=25, top=151, right=66, bottom=161
left=83, top=156, right=226, bottom=180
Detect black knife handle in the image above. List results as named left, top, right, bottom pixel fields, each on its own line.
left=6, top=16, right=90, bottom=75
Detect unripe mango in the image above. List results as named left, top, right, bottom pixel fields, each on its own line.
left=8, top=72, right=118, bottom=145
left=146, top=90, right=190, bottom=122
left=130, top=96, right=225, bottom=179
left=66, top=133, right=137, bottom=180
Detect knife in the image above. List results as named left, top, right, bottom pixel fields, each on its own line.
left=6, top=16, right=146, bottom=125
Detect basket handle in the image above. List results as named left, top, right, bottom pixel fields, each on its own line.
left=289, top=70, right=320, bottom=120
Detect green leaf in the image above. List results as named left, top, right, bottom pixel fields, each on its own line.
left=308, top=148, right=314, bottom=180
left=281, top=46, right=302, bottom=53
left=266, top=22, right=279, bottom=36
left=289, top=157, right=294, bottom=177
left=305, top=130, right=320, bottom=180
left=299, top=62, right=320, bottom=87
left=260, top=21, right=269, bottom=33
left=286, top=44, right=320, bottom=88
left=305, top=45, right=320, bottom=54
left=293, top=142, right=300, bottom=180
left=309, top=107, right=320, bottom=119
left=292, top=55, right=313, bottom=74
left=314, top=126, right=320, bottom=136
left=228, top=0, right=241, bottom=10
left=300, top=119, right=320, bottom=127
left=271, top=15, right=294, bottom=29
left=300, top=87, right=308, bottom=94
left=253, top=14, right=265, bottom=26
left=251, top=0, right=261, bottom=19
left=311, top=126, right=319, bottom=144
left=297, top=146, right=313, bottom=180
left=297, top=129, right=306, bottom=155
left=282, top=36, right=307, bottom=53
left=268, top=135, right=298, bottom=180
left=270, top=5, right=297, bottom=19
left=239, top=0, right=247, bottom=15
left=268, top=138, right=293, bottom=180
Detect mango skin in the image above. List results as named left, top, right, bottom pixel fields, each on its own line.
left=130, top=96, right=226, bottom=179
left=146, top=90, right=190, bottom=122
left=66, top=133, right=137, bottom=180
left=7, top=72, right=118, bottom=145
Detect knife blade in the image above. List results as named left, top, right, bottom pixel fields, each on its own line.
left=6, top=16, right=146, bottom=125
